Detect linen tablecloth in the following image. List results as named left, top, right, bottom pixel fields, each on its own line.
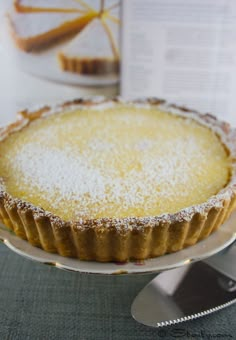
left=0, top=244, right=235, bottom=340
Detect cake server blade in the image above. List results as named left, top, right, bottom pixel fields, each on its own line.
left=204, top=242, right=236, bottom=281
left=131, top=245, right=236, bottom=327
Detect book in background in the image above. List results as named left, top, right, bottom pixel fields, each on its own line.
left=121, top=0, right=236, bottom=126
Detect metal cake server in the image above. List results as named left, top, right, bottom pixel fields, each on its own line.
left=131, top=242, right=236, bottom=327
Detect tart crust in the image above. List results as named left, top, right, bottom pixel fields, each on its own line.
left=7, top=11, right=96, bottom=52
left=0, top=97, right=236, bottom=262
left=58, top=17, right=120, bottom=75
left=58, top=52, right=119, bottom=75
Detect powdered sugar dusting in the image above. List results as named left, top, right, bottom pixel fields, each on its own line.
left=1, top=105, right=229, bottom=221
left=14, top=144, right=106, bottom=201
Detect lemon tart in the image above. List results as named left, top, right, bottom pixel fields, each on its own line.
left=0, top=98, right=235, bottom=262
left=9, top=0, right=120, bottom=76
left=58, top=18, right=119, bottom=75
left=8, top=10, right=96, bottom=52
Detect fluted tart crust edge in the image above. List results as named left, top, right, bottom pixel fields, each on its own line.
left=0, top=97, right=235, bottom=262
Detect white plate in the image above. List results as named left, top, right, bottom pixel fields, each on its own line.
left=0, top=212, right=236, bottom=275
left=1, top=17, right=119, bottom=87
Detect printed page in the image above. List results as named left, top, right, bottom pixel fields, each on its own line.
left=121, top=0, right=236, bottom=125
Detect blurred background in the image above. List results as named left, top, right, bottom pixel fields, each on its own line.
left=0, top=1, right=118, bottom=125
left=1, top=0, right=236, bottom=126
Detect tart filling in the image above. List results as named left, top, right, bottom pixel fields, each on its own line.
left=0, top=98, right=235, bottom=262
left=0, top=104, right=230, bottom=220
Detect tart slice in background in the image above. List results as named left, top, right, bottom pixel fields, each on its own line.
left=7, top=0, right=121, bottom=76
left=8, top=10, right=96, bottom=51
left=58, top=17, right=119, bottom=74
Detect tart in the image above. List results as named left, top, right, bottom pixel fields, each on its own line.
left=8, top=10, right=96, bottom=52
left=58, top=18, right=119, bottom=75
left=0, top=98, right=235, bottom=262
left=9, top=0, right=120, bottom=76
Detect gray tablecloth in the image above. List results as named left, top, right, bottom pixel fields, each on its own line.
left=0, top=243, right=235, bottom=340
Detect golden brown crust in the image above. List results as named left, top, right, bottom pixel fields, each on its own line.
left=57, top=17, right=120, bottom=75
left=0, top=97, right=236, bottom=262
left=7, top=12, right=94, bottom=52
left=58, top=53, right=119, bottom=75
left=14, top=0, right=86, bottom=13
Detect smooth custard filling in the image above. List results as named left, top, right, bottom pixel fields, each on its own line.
left=0, top=105, right=230, bottom=220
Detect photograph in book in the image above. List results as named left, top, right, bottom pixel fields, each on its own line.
left=3, top=0, right=120, bottom=86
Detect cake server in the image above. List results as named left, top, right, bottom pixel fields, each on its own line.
left=131, top=242, right=236, bottom=327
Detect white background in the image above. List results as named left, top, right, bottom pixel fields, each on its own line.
left=0, top=1, right=118, bottom=125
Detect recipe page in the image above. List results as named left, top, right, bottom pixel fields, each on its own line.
left=121, top=0, right=236, bottom=125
